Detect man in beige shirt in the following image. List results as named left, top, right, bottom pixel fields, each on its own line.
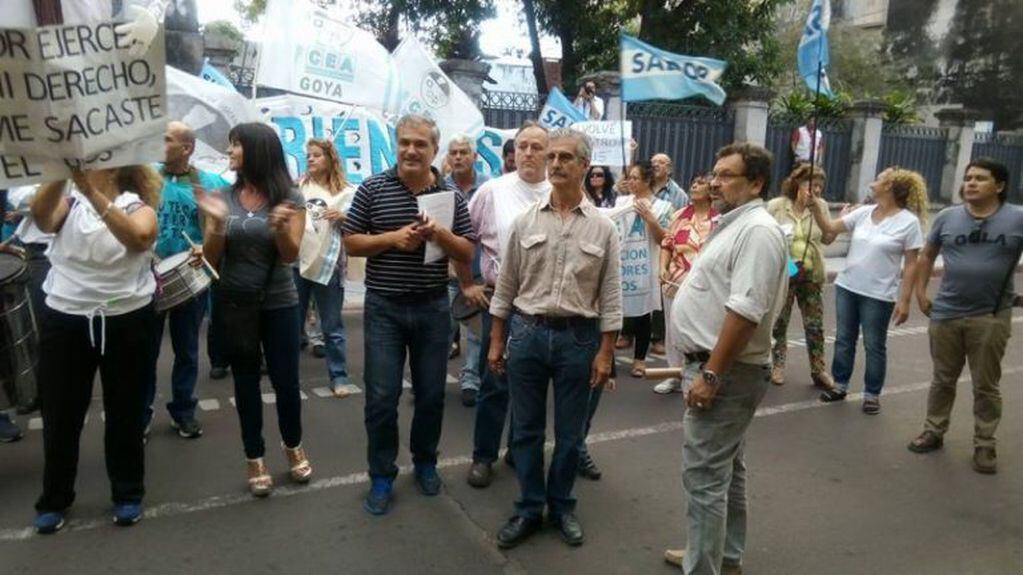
left=487, top=129, right=622, bottom=549
left=663, top=143, right=787, bottom=574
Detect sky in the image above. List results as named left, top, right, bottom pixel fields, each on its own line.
left=195, top=0, right=562, bottom=59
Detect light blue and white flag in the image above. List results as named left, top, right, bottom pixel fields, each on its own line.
left=619, top=34, right=727, bottom=105
left=538, top=87, right=586, bottom=129
left=200, top=59, right=235, bottom=89
left=797, top=0, right=834, bottom=97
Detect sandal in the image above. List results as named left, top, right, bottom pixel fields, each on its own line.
left=771, top=365, right=785, bottom=386
left=246, top=458, right=273, bottom=497
left=283, top=444, right=313, bottom=483
left=630, top=360, right=646, bottom=378
left=907, top=431, right=943, bottom=453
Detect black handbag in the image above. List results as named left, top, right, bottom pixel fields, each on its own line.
left=214, top=256, right=277, bottom=374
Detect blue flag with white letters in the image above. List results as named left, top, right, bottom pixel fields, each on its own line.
left=797, top=0, right=834, bottom=97
left=201, top=59, right=236, bottom=90
left=538, top=87, right=587, bottom=129
left=619, top=34, right=728, bottom=105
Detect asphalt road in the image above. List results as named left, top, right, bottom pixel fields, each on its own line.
left=1, top=278, right=1021, bottom=575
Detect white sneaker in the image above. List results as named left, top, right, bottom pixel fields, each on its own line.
left=653, top=379, right=682, bottom=394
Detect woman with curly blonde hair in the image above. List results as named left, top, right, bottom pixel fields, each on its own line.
left=808, top=167, right=926, bottom=414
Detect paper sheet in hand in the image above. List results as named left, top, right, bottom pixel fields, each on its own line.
left=417, top=191, right=455, bottom=263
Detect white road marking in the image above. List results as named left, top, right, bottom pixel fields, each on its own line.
left=198, top=399, right=220, bottom=412
left=28, top=418, right=42, bottom=430
left=312, top=387, right=332, bottom=398
left=300, top=391, right=309, bottom=400
left=446, top=374, right=458, bottom=384
left=402, top=379, right=412, bottom=390
left=4, top=366, right=1014, bottom=542
left=261, top=393, right=276, bottom=404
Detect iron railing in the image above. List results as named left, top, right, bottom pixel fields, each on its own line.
left=877, top=125, right=948, bottom=202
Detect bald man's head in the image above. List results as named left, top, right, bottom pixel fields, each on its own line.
left=165, top=121, right=197, bottom=169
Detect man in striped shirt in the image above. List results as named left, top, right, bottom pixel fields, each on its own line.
left=343, top=114, right=475, bottom=516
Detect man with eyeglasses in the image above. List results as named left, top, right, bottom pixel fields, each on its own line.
left=908, top=157, right=1023, bottom=474
left=488, top=128, right=621, bottom=549
left=664, top=143, right=788, bottom=575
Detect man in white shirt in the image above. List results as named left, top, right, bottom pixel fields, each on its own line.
left=791, top=118, right=824, bottom=165
left=664, top=143, right=788, bottom=575
left=463, top=122, right=551, bottom=489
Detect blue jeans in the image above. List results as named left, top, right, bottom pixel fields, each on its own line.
left=578, top=383, right=603, bottom=458
left=448, top=280, right=481, bottom=391
left=832, top=286, right=895, bottom=399
left=472, top=309, right=514, bottom=463
left=144, top=295, right=206, bottom=425
left=230, top=305, right=303, bottom=459
left=682, top=363, right=770, bottom=575
left=295, top=268, right=348, bottom=388
left=506, top=313, right=599, bottom=519
left=363, top=289, right=450, bottom=479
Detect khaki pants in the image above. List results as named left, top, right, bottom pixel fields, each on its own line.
left=924, top=309, right=1013, bottom=447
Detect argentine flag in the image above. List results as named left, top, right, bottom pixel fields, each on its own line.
left=619, top=34, right=727, bottom=105
left=200, top=59, right=236, bottom=90
left=797, top=0, right=834, bottom=97
left=538, top=87, right=587, bottom=129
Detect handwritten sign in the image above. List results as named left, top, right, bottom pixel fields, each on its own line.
left=570, top=121, right=632, bottom=166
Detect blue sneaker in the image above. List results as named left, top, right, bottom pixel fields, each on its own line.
left=0, top=413, right=23, bottom=443
left=112, top=502, right=143, bottom=526
left=363, top=477, right=393, bottom=515
left=34, top=511, right=66, bottom=535
left=414, top=465, right=442, bottom=496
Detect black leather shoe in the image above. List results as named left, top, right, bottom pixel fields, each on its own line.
left=466, top=462, right=493, bottom=488
left=496, top=515, right=542, bottom=549
left=577, top=454, right=602, bottom=480
left=550, top=512, right=584, bottom=546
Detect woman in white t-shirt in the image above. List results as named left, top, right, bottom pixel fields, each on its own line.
left=809, top=167, right=929, bottom=414
left=29, top=166, right=161, bottom=534
left=295, top=139, right=355, bottom=398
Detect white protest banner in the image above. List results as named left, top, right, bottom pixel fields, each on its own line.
left=0, top=134, right=163, bottom=188
left=0, top=24, right=166, bottom=160
left=256, top=0, right=400, bottom=113
left=570, top=121, right=632, bottom=167
left=257, top=95, right=397, bottom=185
left=392, top=37, right=485, bottom=160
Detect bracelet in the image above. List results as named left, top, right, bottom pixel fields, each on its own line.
left=100, top=202, right=115, bottom=220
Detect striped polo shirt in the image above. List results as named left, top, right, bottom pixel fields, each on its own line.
left=343, top=167, right=475, bottom=294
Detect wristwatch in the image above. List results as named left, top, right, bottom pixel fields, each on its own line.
left=701, top=369, right=719, bottom=388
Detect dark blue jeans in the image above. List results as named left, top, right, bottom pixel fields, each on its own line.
left=472, top=309, right=514, bottom=464
left=506, top=313, right=599, bottom=519
left=832, top=286, right=895, bottom=398
left=144, top=295, right=206, bottom=425
left=363, top=290, right=450, bottom=479
left=578, top=384, right=603, bottom=458
left=295, top=268, right=348, bottom=388
left=229, top=305, right=303, bottom=459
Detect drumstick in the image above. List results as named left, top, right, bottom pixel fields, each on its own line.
left=181, top=231, right=220, bottom=282
left=644, top=367, right=683, bottom=380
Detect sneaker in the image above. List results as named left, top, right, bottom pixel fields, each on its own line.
left=363, top=477, right=393, bottom=515
left=312, top=344, right=326, bottom=358
left=414, top=464, right=442, bottom=496
left=466, top=462, right=493, bottom=488
left=460, top=388, right=477, bottom=407
left=653, top=379, right=682, bottom=394
left=771, top=365, right=785, bottom=386
left=862, top=398, right=881, bottom=415
left=908, top=431, right=944, bottom=453
left=577, top=453, right=602, bottom=480
left=34, top=511, right=66, bottom=534
left=112, top=502, right=143, bottom=526
left=973, top=447, right=997, bottom=475
left=0, top=413, right=24, bottom=443
left=170, top=417, right=203, bottom=439
left=819, top=388, right=848, bottom=403
left=209, top=366, right=229, bottom=380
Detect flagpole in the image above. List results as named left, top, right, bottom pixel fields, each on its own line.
left=799, top=45, right=825, bottom=267
left=620, top=96, right=628, bottom=173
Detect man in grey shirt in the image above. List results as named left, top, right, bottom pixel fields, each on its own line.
left=908, top=158, right=1023, bottom=474
left=665, top=143, right=788, bottom=575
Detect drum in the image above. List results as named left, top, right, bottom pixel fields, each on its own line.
left=154, top=251, right=212, bottom=313
left=0, top=252, right=38, bottom=411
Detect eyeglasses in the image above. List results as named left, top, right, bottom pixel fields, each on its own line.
left=709, top=171, right=746, bottom=182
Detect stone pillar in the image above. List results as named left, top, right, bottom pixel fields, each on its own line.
left=844, top=100, right=886, bottom=203
left=439, top=59, right=493, bottom=110
left=729, top=87, right=773, bottom=147
left=936, top=108, right=979, bottom=204
left=165, top=0, right=203, bottom=75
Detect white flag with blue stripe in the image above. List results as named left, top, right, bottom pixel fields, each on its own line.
left=619, top=34, right=727, bottom=105
left=538, top=87, right=587, bottom=128
left=797, top=0, right=834, bottom=97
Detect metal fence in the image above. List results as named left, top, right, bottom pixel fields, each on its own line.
left=481, top=91, right=540, bottom=130
left=765, top=118, right=853, bottom=202
left=876, top=125, right=948, bottom=201
left=971, top=133, right=1023, bottom=204
left=628, top=102, right=735, bottom=187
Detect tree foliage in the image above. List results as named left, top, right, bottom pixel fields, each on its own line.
left=203, top=20, right=245, bottom=46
